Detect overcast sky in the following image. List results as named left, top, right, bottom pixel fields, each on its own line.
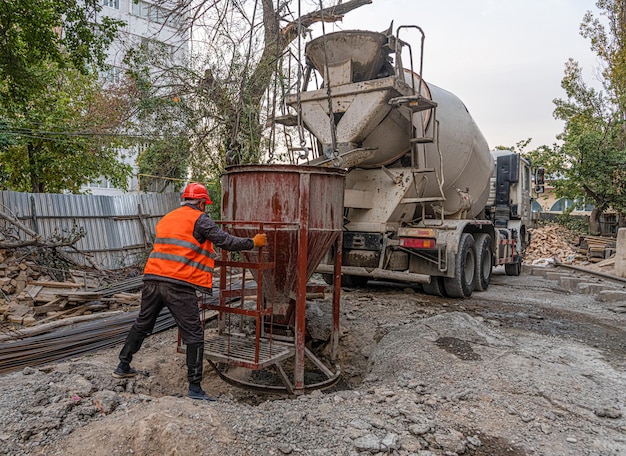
left=314, top=0, right=602, bottom=150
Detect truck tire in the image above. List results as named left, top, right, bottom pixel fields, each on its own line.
left=505, top=261, right=521, bottom=276
left=423, top=276, right=447, bottom=297
left=473, top=233, right=493, bottom=291
left=443, top=233, right=476, bottom=298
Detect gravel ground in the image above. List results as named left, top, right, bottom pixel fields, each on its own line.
left=1, top=266, right=626, bottom=455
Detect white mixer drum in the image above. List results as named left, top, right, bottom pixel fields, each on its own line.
left=359, top=77, right=493, bottom=218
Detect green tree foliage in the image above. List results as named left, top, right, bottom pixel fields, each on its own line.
left=0, top=0, right=127, bottom=193
left=527, top=1, right=626, bottom=233
left=0, top=68, right=132, bottom=193
left=494, top=138, right=532, bottom=154
left=122, top=41, right=194, bottom=193
left=0, top=0, right=120, bottom=102
left=553, top=59, right=626, bottom=215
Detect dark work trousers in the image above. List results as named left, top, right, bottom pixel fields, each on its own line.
left=118, top=280, right=207, bottom=384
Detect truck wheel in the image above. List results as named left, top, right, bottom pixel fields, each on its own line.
left=473, top=233, right=493, bottom=291
left=505, top=261, right=521, bottom=276
left=443, top=233, right=476, bottom=298
left=423, top=276, right=447, bottom=297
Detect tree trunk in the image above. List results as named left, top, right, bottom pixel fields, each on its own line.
left=229, top=0, right=373, bottom=163
left=589, top=207, right=602, bottom=235
left=27, top=142, right=44, bottom=193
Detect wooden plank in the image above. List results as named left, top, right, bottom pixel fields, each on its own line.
left=25, top=285, right=43, bottom=299
left=27, top=280, right=83, bottom=289
left=33, top=297, right=67, bottom=315
left=34, top=292, right=61, bottom=303
left=595, top=257, right=615, bottom=267
left=35, top=304, right=91, bottom=324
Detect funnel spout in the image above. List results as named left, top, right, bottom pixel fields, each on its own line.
left=305, top=30, right=392, bottom=84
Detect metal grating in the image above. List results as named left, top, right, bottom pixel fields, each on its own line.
left=204, top=334, right=294, bottom=370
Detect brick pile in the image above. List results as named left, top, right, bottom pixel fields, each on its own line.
left=525, top=223, right=581, bottom=264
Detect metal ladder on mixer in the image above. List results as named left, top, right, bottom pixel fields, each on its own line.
left=389, top=25, right=446, bottom=218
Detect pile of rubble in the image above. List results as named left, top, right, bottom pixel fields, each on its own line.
left=0, top=248, right=140, bottom=329
left=525, top=223, right=581, bottom=264
left=525, top=223, right=621, bottom=278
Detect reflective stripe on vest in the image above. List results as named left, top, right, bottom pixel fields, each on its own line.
left=143, top=206, right=215, bottom=289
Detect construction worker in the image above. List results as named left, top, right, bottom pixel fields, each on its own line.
left=112, top=182, right=267, bottom=401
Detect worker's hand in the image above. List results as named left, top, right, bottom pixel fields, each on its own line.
left=253, top=233, right=267, bottom=248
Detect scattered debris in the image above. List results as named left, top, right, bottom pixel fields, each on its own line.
left=525, top=223, right=581, bottom=264
left=0, top=247, right=141, bottom=331
left=578, top=235, right=617, bottom=263
left=526, top=223, right=618, bottom=270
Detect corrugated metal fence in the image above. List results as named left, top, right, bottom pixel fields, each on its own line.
left=0, top=191, right=180, bottom=269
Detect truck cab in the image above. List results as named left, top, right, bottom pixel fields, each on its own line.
left=486, top=150, right=534, bottom=249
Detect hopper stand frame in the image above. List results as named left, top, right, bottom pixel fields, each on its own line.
left=179, top=221, right=343, bottom=394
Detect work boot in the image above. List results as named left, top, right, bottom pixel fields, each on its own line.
left=187, top=383, right=216, bottom=401
left=112, top=362, right=138, bottom=378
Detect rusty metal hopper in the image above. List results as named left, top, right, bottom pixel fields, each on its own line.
left=305, top=30, right=389, bottom=83
left=221, top=165, right=345, bottom=314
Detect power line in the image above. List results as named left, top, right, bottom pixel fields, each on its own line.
left=1, top=129, right=162, bottom=141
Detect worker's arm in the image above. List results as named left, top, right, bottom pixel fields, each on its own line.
left=194, top=213, right=257, bottom=251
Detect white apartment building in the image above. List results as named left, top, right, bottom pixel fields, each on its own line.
left=84, top=0, right=190, bottom=195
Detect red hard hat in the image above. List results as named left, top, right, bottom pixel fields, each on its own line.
left=182, top=182, right=212, bottom=204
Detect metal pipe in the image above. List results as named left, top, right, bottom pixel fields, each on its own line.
left=553, top=258, right=626, bottom=285
left=316, top=264, right=430, bottom=284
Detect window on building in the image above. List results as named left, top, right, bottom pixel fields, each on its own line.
left=141, top=37, right=174, bottom=60
left=131, top=0, right=184, bottom=29
left=103, top=0, right=120, bottom=9
left=101, top=66, right=123, bottom=85
left=550, top=198, right=572, bottom=212
left=579, top=202, right=595, bottom=212
left=87, top=176, right=112, bottom=189
left=550, top=198, right=594, bottom=212
left=131, top=0, right=149, bottom=18
left=531, top=200, right=542, bottom=213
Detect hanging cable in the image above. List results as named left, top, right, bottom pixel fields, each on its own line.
left=318, top=0, right=342, bottom=168
left=294, top=0, right=310, bottom=162
left=227, top=0, right=260, bottom=166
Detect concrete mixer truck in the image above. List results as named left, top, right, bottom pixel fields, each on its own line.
left=282, top=25, right=536, bottom=298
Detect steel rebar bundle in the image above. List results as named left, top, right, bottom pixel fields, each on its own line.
left=0, top=281, right=240, bottom=375
left=0, top=309, right=175, bottom=375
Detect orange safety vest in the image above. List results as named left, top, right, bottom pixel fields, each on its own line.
left=144, top=206, right=215, bottom=290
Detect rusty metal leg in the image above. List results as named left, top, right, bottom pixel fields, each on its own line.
left=294, top=173, right=310, bottom=390
left=304, top=347, right=334, bottom=378
left=331, top=232, right=342, bottom=362
left=275, top=362, right=295, bottom=395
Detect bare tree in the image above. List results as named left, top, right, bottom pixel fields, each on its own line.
left=129, top=0, right=372, bottom=183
